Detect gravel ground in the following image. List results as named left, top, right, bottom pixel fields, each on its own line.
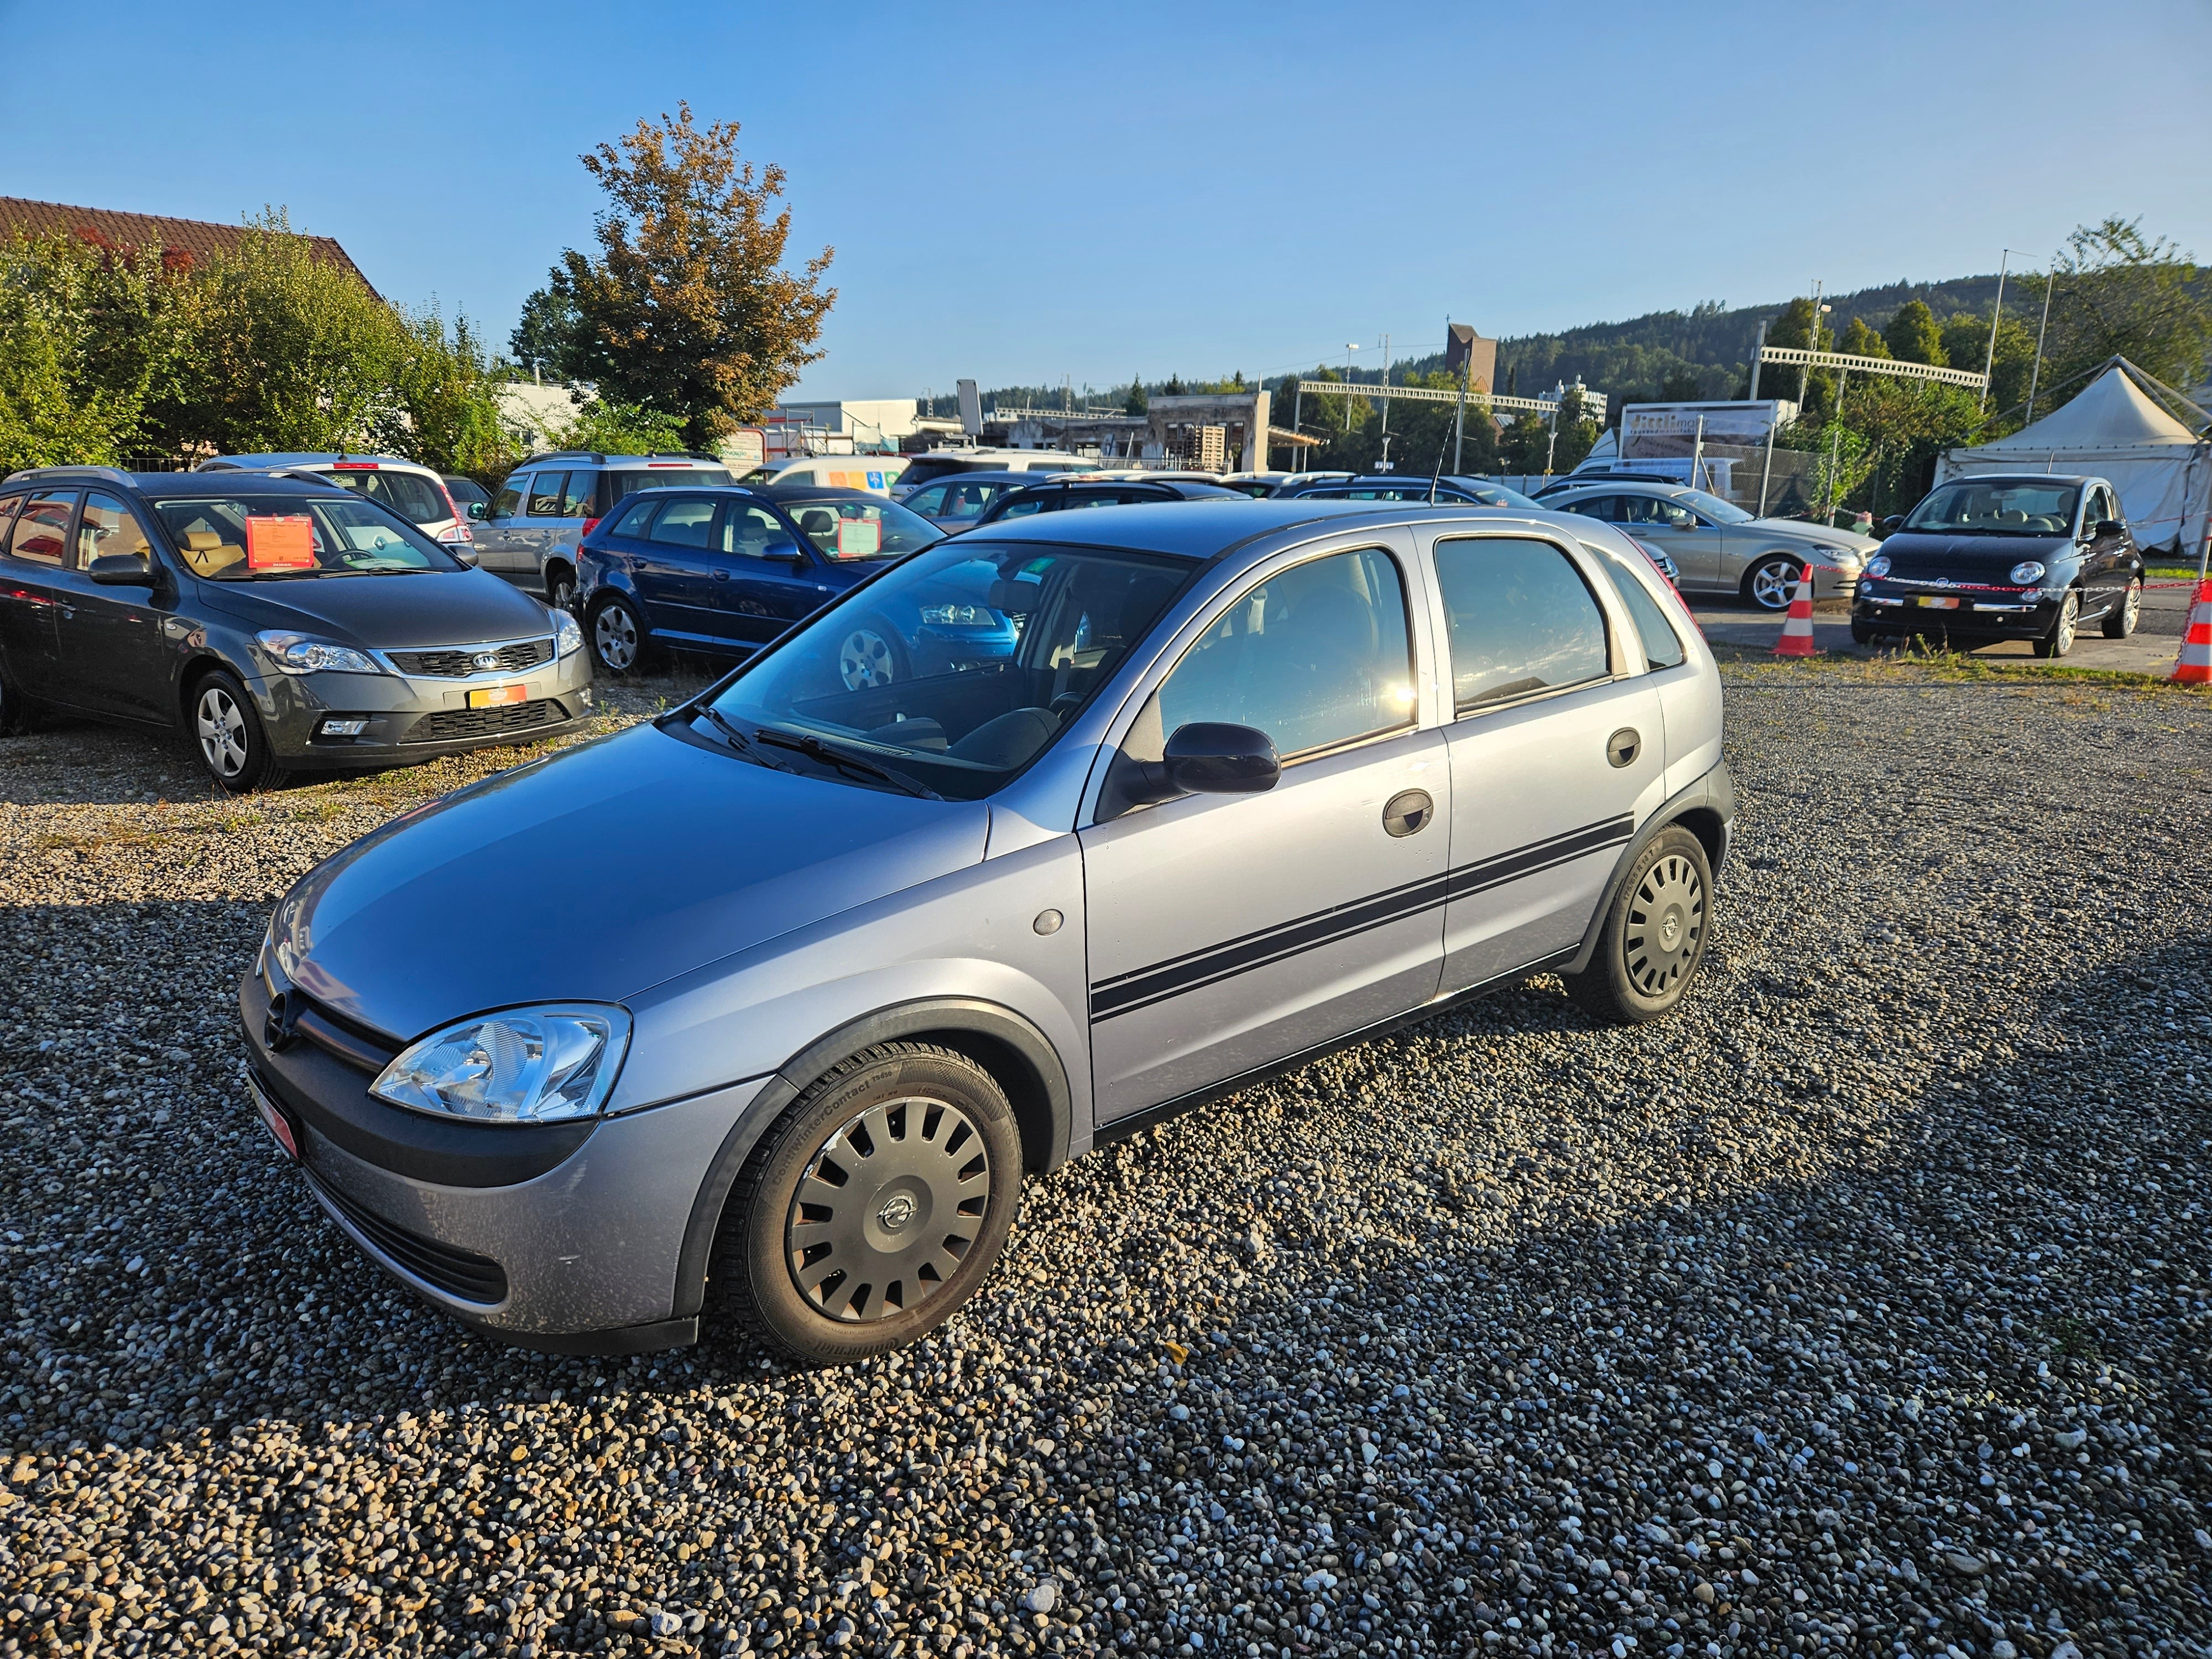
left=3, top=663, right=2210, bottom=1659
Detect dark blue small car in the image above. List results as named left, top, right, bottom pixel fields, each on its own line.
left=575, top=484, right=1016, bottom=686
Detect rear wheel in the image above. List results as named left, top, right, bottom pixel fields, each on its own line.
left=2032, top=590, right=2080, bottom=658
left=545, top=565, right=576, bottom=614
left=2101, top=577, right=2141, bottom=639
left=0, top=666, right=36, bottom=735
left=588, top=595, right=655, bottom=676
left=715, top=1042, right=1022, bottom=1364
left=1743, top=554, right=1804, bottom=612
left=191, top=670, right=287, bottom=793
left=1566, top=826, right=1712, bottom=1025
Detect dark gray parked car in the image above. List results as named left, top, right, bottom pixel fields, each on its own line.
left=240, top=498, right=1732, bottom=1361
left=0, top=467, right=591, bottom=790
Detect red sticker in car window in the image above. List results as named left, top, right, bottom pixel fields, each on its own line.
left=244, top=515, right=317, bottom=571
left=837, top=517, right=881, bottom=557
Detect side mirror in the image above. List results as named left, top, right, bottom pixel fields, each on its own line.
left=86, top=554, right=153, bottom=586
left=467, top=501, right=489, bottom=520
left=2096, top=518, right=2125, bottom=540
left=1163, top=722, right=1280, bottom=795
left=1882, top=515, right=1904, bottom=532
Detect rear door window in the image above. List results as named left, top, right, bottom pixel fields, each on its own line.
left=6, top=493, right=77, bottom=565
left=562, top=473, right=597, bottom=517
left=1434, top=536, right=1611, bottom=710
left=528, top=473, right=571, bottom=516
left=320, top=468, right=445, bottom=524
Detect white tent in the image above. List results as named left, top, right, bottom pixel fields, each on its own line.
left=1937, top=359, right=2210, bottom=555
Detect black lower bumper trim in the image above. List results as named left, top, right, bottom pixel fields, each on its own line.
left=305, top=1169, right=509, bottom=1305
left=448, top=1314, right=700, bottom=1357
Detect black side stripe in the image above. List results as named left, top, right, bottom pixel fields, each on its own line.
left=1088, top=813, right=1634, bottom=1022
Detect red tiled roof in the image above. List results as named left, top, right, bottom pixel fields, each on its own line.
left=0, top=196, right=374, bottom=292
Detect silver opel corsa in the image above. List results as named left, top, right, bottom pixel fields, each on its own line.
left=241, top=500, right=1734, bottom=1364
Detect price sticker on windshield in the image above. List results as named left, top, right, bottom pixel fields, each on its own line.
left=244, top=515, right=317, bottom=571
left=837, top=516, right=882, bottom=557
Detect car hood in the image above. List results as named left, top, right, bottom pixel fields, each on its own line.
left=1873, top=530, right=2074, bottom=581
left=277, top=722, right=992, bottom=1041
left=195, top=567, right=554, bottom=651
left=1742, top=519, right=1879, bottom=558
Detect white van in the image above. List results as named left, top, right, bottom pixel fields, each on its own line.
left=889, top=448, right=1094, bottom=499
left=745, top=455, right=910, bottom=495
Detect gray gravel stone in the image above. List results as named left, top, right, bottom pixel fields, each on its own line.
left=2, top=665, right=2209, bottom=1659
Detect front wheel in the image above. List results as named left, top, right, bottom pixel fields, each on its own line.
left=2101, top=577, right=2141, bottom=639
left=1744, top=554, right=1804, bottom=612
left=1849, top=616, right=1884, bottom=647
left=1566, top=826, right=1712, bottom=1025
left=2032, top=590, right=2080, bottom=658
left=191, top=670, right=287, bottom=793
left=715, top=1042, right=1023, bottom=1364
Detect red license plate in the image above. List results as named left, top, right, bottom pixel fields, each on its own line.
left=467, top=684, right=528, bottom=709
left=251, top=1076, right=299, bottom=1161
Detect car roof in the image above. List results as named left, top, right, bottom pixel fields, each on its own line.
left=138, top=472, right=353, bottom=499
left=946, top=497, right=1487, bottom=561
left=1934, top=472, right=2100, bottom=487
left=902, top=470, right=1039, bottom=487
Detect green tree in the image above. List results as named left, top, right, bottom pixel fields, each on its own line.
left=1939, top=310, right=2037, bottom=420
left=0, top=233, right=181, bottom=470
left=547, top=397, right=688, bottom=456
left=2039, top=216, right=2210, bottom=395
left=1884, top=299, right=1947, bottom=366
left=1838, top=317, right=1890, bottom=359
left=553, top=103, right=835, bottom=448
left=508, top=281, right=585, bottom=381
left=1123, top=376, right=1147, bottom=416
left=391, top=307, right=523, bottom=482
left=1499, top=413, right=1552, bottom=474
left=1550, top=384, right=1599, bottom=473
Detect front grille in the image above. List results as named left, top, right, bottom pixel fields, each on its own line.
left=309, top=1173, right=509, bottom=1305
left=405, top=701, right=562, bottom=744
left=390, top=639, right=552, bottom=677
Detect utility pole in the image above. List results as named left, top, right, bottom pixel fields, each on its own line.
left=1343, top=345, right=1359, bottom=434
left=1797, top=279, right=1824, bottom=407
left=1452, top=317, right=1471, bottom=475
left=1979, top=250, right=2013, bottom=413
left=1748, top=319, right=1766, bottom=402
left=2026, top=261, right=2056, bottom=423
left=1378, top=333, right=1392, bottom=468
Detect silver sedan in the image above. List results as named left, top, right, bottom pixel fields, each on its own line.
left=1546, top=482, right=1877, bottom=609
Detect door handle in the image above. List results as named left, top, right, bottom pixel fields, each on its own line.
left=712, top=569, right=730, bottom=580
left=1382, top=789, right=1434, bottom=838
left=1606, top=728, right=1642, bottom=769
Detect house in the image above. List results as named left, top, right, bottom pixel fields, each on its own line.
left=0, top=196, right=373, bottom=291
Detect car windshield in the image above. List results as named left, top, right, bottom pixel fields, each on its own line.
left=703, top=541, right=1194, bottom=800
left=1903, top=480, right=2081, bottom=536
left=1673, top=488, right=1753, bottom=524
left=444, top=477, right=493, bottom=509
left=313, top=467, right=449, bottom=524
left=780, top=497, right=942, bottom=561
left=154, top=495, right=465, bottom=579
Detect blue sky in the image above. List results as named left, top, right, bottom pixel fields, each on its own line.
left=4, top=0, right=2207, bottom=401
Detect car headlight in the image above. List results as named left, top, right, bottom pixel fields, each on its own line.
left=919, top=603, right=994, bottom=626
left=372, top=1005, right=632, bottom=1125
left=2009, top=560, right=2047, bottom=586
left=257, top=632, right=380, bottom=676
left=554, top=609, right=584, bottom=657
left=1863, top=554, right=1890, bottom=579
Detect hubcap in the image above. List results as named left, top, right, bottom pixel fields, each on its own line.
left=1750, top=560, right=1800, bottom=610
left=1624, top=852, right=1704, bottom=998
left=594, top=605, right=637, bottom=671
left=2055, top=594, right=2077, bottom=651
left=2123, top=582, right=2141, bottom=629
left=195, top=688, right=249, bottom=778
left=838, top=628, right=896, bottom=690
left=550, top=577, right=573, bottom=612
left=786, top=1095, right=991, bottom=1323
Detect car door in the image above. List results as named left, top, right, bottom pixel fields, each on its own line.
left=1623, top=493, right=1724, bottom=590
left=1424, top=530, right=1670, bottom=992
left=2077, top=485, right=2127, bottom=616
left=518, top=469, right=574, bottom=586
left=628, top=495, right=724, bottom=643
left=49, top=491, right=171, bottom=721
left=1079, top=537, right=1451, bottom=1121
left=474, top=472, right=533, bottom=580
left=0, top=490, right=76, bottom=700
left=712, top=502, right=834, bottom=649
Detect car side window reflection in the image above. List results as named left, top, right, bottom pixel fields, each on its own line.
left=1152, top=549, right=1414, bottom=759
left=526, top=473, right=568, bottom=517
left=6, top=493, right=76, bottom=565
left=1590, top=546, right=1686, bottom=671
left=722, top=505, right=799, bottom=557
left=648, top=499, right=717, bottom=549
left=1434, top=536, right=1611, bottom=710
left=77, top=493, right=153, bottom=570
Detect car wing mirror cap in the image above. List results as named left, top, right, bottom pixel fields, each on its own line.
left=1881, top=514, right=1903, bottom=532
left=87, top=554, right=153, bottom=586
left=2096, top=519, right=2125, bottom=539
left=1164, top=721, right=1280, bottom=795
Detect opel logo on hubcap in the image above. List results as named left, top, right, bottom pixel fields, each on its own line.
left=876, top=1193, right=917, bottom=1231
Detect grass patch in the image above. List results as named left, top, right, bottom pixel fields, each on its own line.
left=2042, top=1314, right=2102, bottom=1362
left=2145, top=565, right=2203, bottom=581
left=1718, top=644, right=2209, bottom=695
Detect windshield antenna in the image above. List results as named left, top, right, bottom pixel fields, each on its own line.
left=1427, top=414, right=1452, bottom=504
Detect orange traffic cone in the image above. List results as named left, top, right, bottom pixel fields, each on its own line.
left=2171, top=577, right=2212, bottom=686
left=1773, top=566, right=1819, bottom=658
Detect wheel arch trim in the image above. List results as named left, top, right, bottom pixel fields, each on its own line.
left=670, top=995, right=1072, bottom=1321
left=1565, top=760, right=1735, bottom=977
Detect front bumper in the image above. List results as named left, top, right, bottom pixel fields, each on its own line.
left=239, top=962, right=769, bottom=1352
left=246, top=645, right=596, bottom=767
left=1854, top=585, right=2056, bottom=640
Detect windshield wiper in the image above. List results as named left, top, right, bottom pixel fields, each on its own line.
left=689, top=704, right=796, bottom=773
left=753, top=729, right=943, bottom=800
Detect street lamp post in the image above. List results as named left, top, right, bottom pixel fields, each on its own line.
left=1979, top=250, right=2014, bottom=413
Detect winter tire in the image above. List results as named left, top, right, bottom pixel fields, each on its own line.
left=1566, top=825, right=1711, bottom=1025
